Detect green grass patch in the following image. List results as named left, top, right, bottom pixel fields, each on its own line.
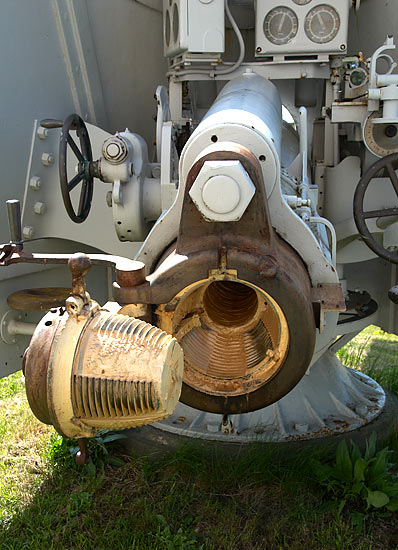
left=0, top=331, right=397, bottom=549
left=337, top=325, right=398, bottom=394
left=0, top=371, right=24, bottom=400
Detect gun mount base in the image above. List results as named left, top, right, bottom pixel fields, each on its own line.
left=148, top=353, right=385, bottom=443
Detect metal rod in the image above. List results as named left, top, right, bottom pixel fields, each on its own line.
left=8, top=320, right=37, bottom=336
left=6, top=200, right=22, bottom=244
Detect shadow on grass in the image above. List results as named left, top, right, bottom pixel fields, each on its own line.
left=0, top=437, right=396, bottom=550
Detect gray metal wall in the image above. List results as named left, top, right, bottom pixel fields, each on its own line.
left=0, top=0, right=165, bottom=243
left=348, top=0, right=398, bottom=61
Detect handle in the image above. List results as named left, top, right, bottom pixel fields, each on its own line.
left=40, top=118, right=63, bottom=129
left=6, top=200, right=22, bottom=244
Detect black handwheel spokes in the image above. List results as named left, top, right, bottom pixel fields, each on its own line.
left=67, top=134, right=85, bottom=163
left=67, top=170, right=85, bottom=192
left=354, top=152, right=398, bottom=263
left=59, top=114, right=93, bottom=223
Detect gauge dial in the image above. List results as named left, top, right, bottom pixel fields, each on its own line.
left=304, top=5, right=340, bottom=44
left=264, top=7, right=298, bottom=45
left=292, top=0, right=312, bottom=5
left=363, top=111, right=398, bottom=158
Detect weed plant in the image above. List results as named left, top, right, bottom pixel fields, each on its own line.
left=313, top=433, right=398, bottom=533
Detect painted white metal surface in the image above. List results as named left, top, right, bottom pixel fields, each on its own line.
left=153, top=354, right=385, bottom=442
left=163, top=0, right=225, bottom=57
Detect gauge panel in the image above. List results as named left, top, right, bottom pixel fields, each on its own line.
left=255, top=0, right=350, bottom=57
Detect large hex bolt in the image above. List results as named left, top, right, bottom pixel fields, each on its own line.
left=102, top=135, right=128, bottom=164
left=189, top=160, right=256, bottom=222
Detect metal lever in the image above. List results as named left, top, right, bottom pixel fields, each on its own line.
left=40, top=118, right=63, bottom=129
left=6, top=200, right=22, bottom=245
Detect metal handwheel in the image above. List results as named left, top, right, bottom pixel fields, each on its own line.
left=353, top=152, right=398, bottom=263
left=41, top=114, right=94, bottom=223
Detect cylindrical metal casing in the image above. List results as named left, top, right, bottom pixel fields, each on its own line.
left=181, top=72, right=282, bottom=198
left=201, top=73, right=282, bottom=155
left=24, top=306, right=184, bottom=438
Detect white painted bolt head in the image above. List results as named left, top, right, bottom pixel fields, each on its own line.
left=29, top=176, right=41, bottom=190
left=37, top=126, right=48, bottom=140
left=22, top=226, right=34, bottom=240
left=106, top=142, right=121, bottom=158
left=102, top=136, right=128, bottom=164
left=33, top=201, right=47, bottom=215
left=41, top=153, right=53, bottom=166
left=189, top=160, right=256, bottom=222
left=202, top=175, right=241, bottom=214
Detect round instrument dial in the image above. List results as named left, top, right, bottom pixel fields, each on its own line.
left=264, top=7, right=298, bottom=46
left=293, top=0, right=312, bottom=5
left=363, top=111, right=398, bottom=158
left=304, top=5, right=340, bottom=44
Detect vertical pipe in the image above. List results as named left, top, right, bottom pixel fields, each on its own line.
left=6, top=200, right=22, bottom=244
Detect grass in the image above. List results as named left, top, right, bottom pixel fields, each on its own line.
left=0, top=327, right=397, bottom=549
left=337, top=325, right=398, bottom=395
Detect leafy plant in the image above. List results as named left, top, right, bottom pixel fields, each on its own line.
left=47, top=430, right=126, bottom=474
left=46, top=432, right=75, bottom=468
left=313, top=433, right=398, bottom=514
left=69, top=431, right=127, bottom=475
left=67, top=492, right=93, bottom=518
left=154, top=514, right=203, bottom=550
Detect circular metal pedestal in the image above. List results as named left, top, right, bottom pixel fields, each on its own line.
left=151, top=353, right=385, bottom=442
left=120, top=352, right=398, bottom=455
